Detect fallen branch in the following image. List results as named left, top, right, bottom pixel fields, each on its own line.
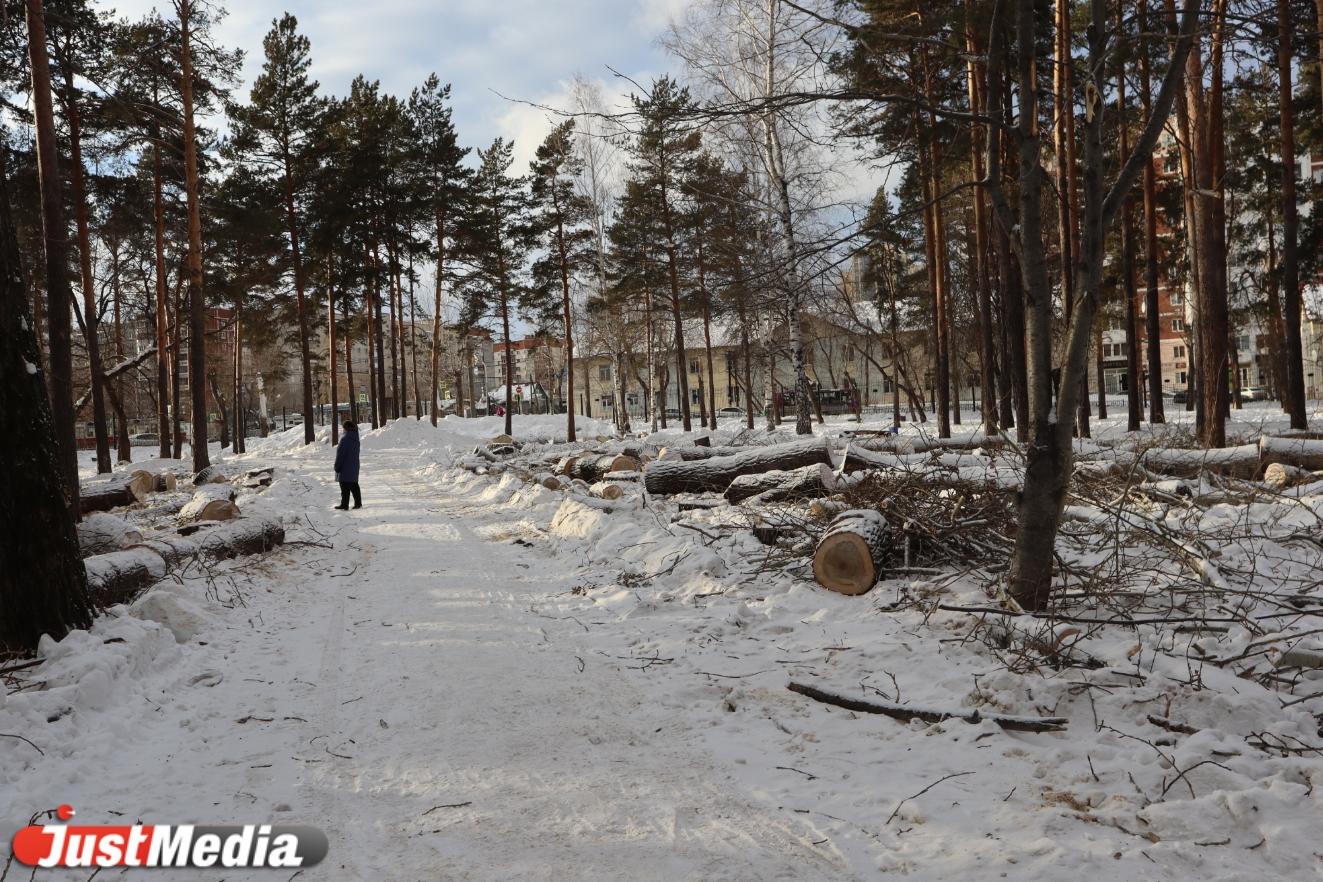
left=787, top=681, right=1068, bottom=732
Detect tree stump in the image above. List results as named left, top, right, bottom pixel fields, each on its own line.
left=812, top=509, right=888, bottom=595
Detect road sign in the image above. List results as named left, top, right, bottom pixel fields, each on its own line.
left=358, top=392, right=368, bottom=403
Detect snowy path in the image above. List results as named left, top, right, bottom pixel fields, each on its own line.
left=10, top=440, right=854, bottom=881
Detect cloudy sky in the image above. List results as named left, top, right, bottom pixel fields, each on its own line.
left=114, top=0, right=692, bottom=170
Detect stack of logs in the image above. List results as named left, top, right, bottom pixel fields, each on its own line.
left=76, top=464, right=286, bottom=606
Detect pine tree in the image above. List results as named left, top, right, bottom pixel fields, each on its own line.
left=231, top=14, right=323, bottom=445
left=629, top=77, right=702, bottom=432
left=408, top=75, right=470, bottom=426
left=530, top=120, right=594, bottom=442
left=455, top=139, right=535, bottom=438
left=24, top=0, right=80, bottom=510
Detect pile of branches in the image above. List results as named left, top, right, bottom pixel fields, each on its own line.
left=835, top=470, right=1016, bottom=570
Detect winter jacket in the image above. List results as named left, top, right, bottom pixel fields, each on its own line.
left=334, top=428, right=361, bottom=483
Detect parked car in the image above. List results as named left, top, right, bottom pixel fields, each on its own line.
left=663, top=408, right=682, bottom=420
left=1171, top=390, right=1188, bottom=404
left=129, top=432, right=159, bottom=447
left=1240, top=386, right=1269, bottom=402
left=718, top=407, right=744, bottom=416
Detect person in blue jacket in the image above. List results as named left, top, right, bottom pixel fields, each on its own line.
left=333, top=421, right=362, bottom=510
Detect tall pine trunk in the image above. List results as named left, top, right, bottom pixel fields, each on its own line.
left=60, top=60, right=110, bottom=473
left=1140, top=0, right=1166, bottom=424
left=280, top=150, right=315, bottom=443
left=178, top=0, right=210, bottom=473
left=1278, top=0, right=1307, bottom=428
left=25, top=0, right=79, bottom=511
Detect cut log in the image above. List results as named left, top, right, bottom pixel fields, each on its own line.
left=1260, top=437, right=1323, bottom=471
left=178, top=485, right=239, bottom=524
left=590, top=481, right=623, bottom=500
left=1264, top=462, right=1313, bottom=490
left=489, top=433, right=514, bottom=446
left=187, top=516, right=286, bottom=560
left=571, top=453, right=640, bottom=483
left=84, top=548, right=167, bottom=605
left=128, top=469, right=157, bottom=499
left=656, top=445, right=745, bottom=462
left=1142, top=443, right=1262, bottom=478
left=725, top=463, right=837, bottom=504
left=78, top=477, right=146, bottom=515
left=536, top=472, right=563, bottom=490
left=86, top=517, right=286, bottom=605
left=644, top=437, right=834, bottom=495
left=812, top=508, right=887, bottom=595
left=787, top=682, right=1068, bottom=732
left=840, top=444, right=928, bottom=473
left=554, top=455, right=579, bottom=476
left=78, top=512, right=145, bottom=556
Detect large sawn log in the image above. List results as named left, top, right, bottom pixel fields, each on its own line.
left=85, top=516, right=286, bottom=605
left=812, top=508, right=887, bottom=595
left=177, top=485, right=239, bottom=524
left=78, top=477, right=146, bottom=515
left=643, top=437, right=834, bottom=495
left=724, top=463, right=837, bottom=504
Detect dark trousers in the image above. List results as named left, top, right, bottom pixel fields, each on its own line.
left=339, top=481, right=361, bottom=508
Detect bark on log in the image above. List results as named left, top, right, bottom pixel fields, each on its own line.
left=1260, top=437, right=1323, bottom=471
left=656, top=445, right=745, bottom=462
left=78, top=477, right=145, bottom=515
left=78, top=512, right=144, bottom=556
left=178, top=485, right=239, bottom=524
left=186, top=517, right=285, bottom=559
left=84, top=548, right=165, bottom=605
left=812, top=508, right=887, bottom=595
left=571, top=453, right=640, bottom=483
left=644, top=437, right=834, bottom=495
left=192, top=465, right=227, bottom=486
left=787, top=681, right=1068, bottom=732
left=1141, top=443, right=1262, bottom=478
left=725, top=463, right=836, bottom=504
left=86, top=516, right=285, bottom=604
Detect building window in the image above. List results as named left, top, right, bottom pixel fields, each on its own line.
left=598, top=364, right=611, bottom=381
left=1172, top=318, right=1185, bottom=332
left=689, top=359, right=700, bottom=375
left=1173, top=345, right=1185, bottom=358
left=1176, top=371, right=1187, bottom=384
left=1238, top=334, right=1250, bottom=352
left=1170, top=292, right=1184, bottom=307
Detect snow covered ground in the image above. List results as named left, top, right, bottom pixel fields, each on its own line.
left=9, top=407, right=1323, bottom=880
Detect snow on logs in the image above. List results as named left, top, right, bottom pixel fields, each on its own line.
left=77, top=512, right=145, bottom=556
left=177, top=485, right=239, bottom=524
left=78, top=476, right=147, bottom=515
left=565, top=453, right=641, bottom=483
left=1141, top=442, right=1263, bottom=478
left=84, top=517, right=285, bottom=605
left=724, top=463, right=837, bottom=504
left=811, top=509, right=888, bottom=595
left=643, top=437, right=833, bottom=495
left=1141, top=436, right=1323, bottom=480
